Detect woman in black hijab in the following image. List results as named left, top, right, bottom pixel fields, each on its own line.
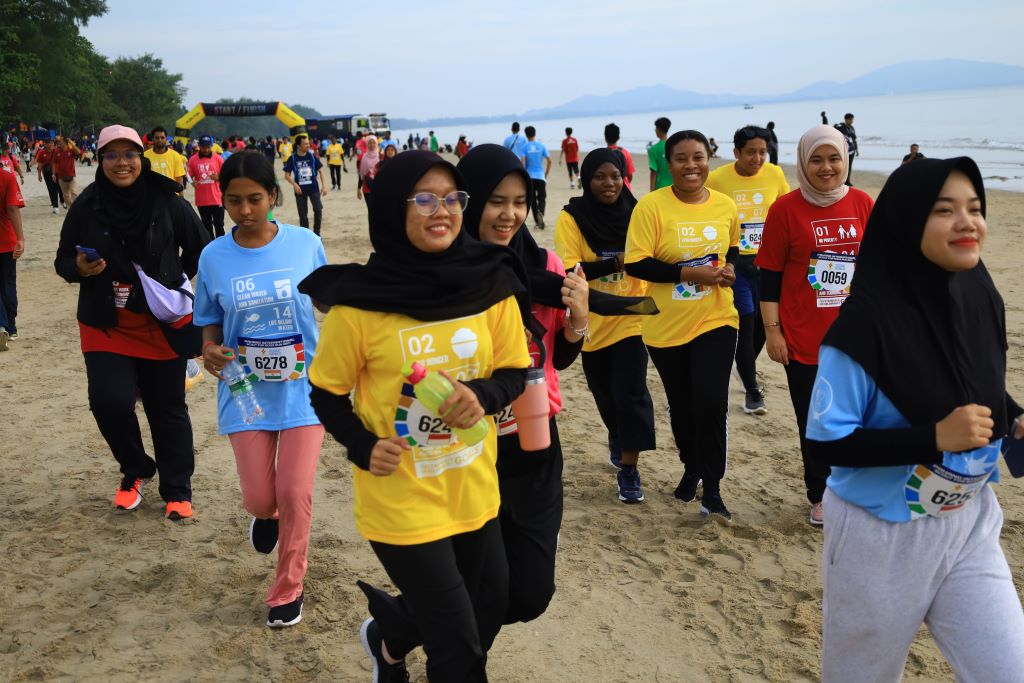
left=54, top=124, right=209, bottom=520
left=805, top=157, right=1024, bottom=681
left=303, top=150, right=532, bottom=682
left=554, top=148, right=657, bottom=504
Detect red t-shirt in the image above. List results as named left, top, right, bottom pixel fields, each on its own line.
left=0, top=170, right=25, bottom=252
left=755, top=188, right=874, bottom=365
left=0, top=154, right=20, bottom=175
left=78, top=280, right=178, bottom=359
left=52, top=148, right=77, bottom=177
left=561, top=137, right=579, bottom=164
left=187, top=153, right=224, bottom=207
left=35, top=148, right=53, bottom=167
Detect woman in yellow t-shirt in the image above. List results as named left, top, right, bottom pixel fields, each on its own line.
left=625, top=130, right=740, bottom=520
left=555, top=148, right=656, bottom=504
left=301, top=151, right=531, bottom=682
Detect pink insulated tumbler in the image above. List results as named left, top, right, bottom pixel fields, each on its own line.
left=511, top=367, right=550, bottom=451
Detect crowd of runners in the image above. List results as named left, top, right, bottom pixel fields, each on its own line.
left=2, top=112, right=1022, bottom=681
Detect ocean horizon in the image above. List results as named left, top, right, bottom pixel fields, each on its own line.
left=393, top=85, right=1024, bottom=192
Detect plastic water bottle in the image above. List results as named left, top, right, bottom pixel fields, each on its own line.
left=184, top=358, right=204, bottom=391
left=402, top=361, right=489, bottom=446
left=222, top=356, right=264, bottom=424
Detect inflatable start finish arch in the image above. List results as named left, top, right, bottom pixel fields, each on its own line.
left=173, top=102, right=307, bottom=145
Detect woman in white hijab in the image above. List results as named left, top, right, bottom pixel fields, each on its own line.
left=754, top=125, right=875, bottom=526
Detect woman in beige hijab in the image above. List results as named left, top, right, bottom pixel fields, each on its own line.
left=754, top=125, right=875, bottom=526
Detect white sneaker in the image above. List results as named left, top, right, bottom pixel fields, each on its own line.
left=52, top=207, right=59, bottom=214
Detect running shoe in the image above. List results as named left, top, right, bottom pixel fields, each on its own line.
left=250, top=517, right=279, bottom=554
left=809, top=502, right=824, bottom=526
left=114, top=478, right=144, bottom=510
left=700, top=494, right=732, bottom=521
left=617, top=465, right=644, bottom=504
left=7, top=332, right=17, bottom=341
left=267, top=593, right=303, bottom=628
left=536, top=212, right=545, bottom=230
left=165, top=501, right=193, bottom=520
left=674, top=471, right=702, bottom=503
left=744, top=387, right=767, bottom=415
left=607, top=439, right=623, bottom=470
left=52, top=207, right=59, bottom=214
left=359, top=618, right=410, bottom=682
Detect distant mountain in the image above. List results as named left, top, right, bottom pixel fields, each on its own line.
left=393, top=60, right=1024, bottom=128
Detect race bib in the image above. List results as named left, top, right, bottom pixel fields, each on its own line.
left=673, top=254, right=718, bottom=301
left=112, top=281, right=132, bottom=309
left=808, top=251, right=855, bottom=308
left=237, top=334, right=306, bottom=382
left=495, top=405, right=518, bottom=436
left=393, top=382, right=486, bottom=478
left=297, top=163, right=313, bottom=184
left=905, top=463, right=993, bottom=519
left=739, top=223, right=764, bottom=253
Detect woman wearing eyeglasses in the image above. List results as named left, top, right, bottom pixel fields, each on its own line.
left=301, top=150, right=531, bottom=682
left=54, top=125, right=210, bottom=519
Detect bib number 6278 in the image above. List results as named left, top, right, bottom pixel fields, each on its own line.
left=254, top=356, right=289, bottom=370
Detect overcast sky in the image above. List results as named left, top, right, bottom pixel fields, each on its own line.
left=81, top=0, right=1023, bottom=120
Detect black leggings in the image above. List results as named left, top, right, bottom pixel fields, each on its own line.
left=198, top=205, right=225, bottom=239
left=495, top=418, right=563, bottom=625
left=367, top=518, right=507, bottom=682
left=530, top=179, right=547, bottom=220
left=295, top=191, right=323, bottom=236
left=647, top=325, right=737, bottom=495
left=84, top=352, right=194, bottom=502
left=42, top=167, right=64, bottom=208
left=580, top=335, right=656, bottom=454
left=329, top=164, right=342, bottom=188
left=784, top=360, right=830, bottom=503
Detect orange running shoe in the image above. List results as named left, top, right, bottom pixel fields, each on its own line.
left=165, top=501, right=193, bottom=520
left=114, top=478, right=144, bottom=510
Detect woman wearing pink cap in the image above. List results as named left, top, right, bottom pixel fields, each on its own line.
left=54, top=124, right=210, bottom=519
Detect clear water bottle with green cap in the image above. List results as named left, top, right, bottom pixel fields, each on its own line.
left=222, top=352, right=264, bottom=424
left=402, top=361, right=489, bottom=446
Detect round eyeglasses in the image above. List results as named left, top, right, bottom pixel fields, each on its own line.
left=406, top=191, right=470, bottom=216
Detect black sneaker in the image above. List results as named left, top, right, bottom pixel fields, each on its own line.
left=743, top=387, right=767, bottom=415
left=674, top=471, right=702, bottom=502
left=359, top=618, right=410, bottom=682
left=700, top=494, right=733, bottom=521
left=266, top=593, right=303, bottom=628
left=250, top=517, right=279, bottom=554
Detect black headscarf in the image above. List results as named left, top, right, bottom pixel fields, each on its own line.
left=298, top=150, right=528, bottom=322
left=456, top=144, right=658, bottom=318
left=563, top=148, right=637, bottom=253
left=824, top=157, right=1010, bottom=440
left=93, top=159, right=181, bottom=281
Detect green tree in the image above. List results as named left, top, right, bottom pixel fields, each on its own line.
left=107, top=54, right=186, bottom=133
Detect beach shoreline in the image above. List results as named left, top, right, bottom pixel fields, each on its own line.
left=1, top=152, right=1021, bottom=682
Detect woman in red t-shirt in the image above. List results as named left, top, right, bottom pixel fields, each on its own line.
left=755, top=125, right=874, bottom=526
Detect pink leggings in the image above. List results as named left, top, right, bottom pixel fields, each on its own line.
left=228, top=425, right=324, bottom=606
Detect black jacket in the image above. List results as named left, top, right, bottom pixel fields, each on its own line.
left=54, top=171, right=210, bottom=329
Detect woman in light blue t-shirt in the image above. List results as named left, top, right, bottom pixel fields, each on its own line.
left=194, top=152, right=327, bottom=630
left=807, top=157, right=1024, bottom=682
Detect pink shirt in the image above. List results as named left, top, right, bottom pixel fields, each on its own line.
left=187, top=153, right=224, bottom=207
left=531, top=250, right=567, bottom=417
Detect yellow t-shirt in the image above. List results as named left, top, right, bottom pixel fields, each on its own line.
left=309, top=296, right=531, bottom=545
left=212, top=142, right=223, bottom=155
left=624, top=187, right=740, bottom=348
left=326, top=143, right=344, bottom=165
left=554, top=211, right=647, bottom=352
left=279, top=141, right=293, bottom=160
left=706, top=162, right=790, bottom=256
left=144, top=148, right=186, bottom=181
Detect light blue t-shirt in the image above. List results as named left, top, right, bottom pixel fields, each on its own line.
left=503, top=133, right=526, bottom=158
left=808, top=345, right=1002, bottom=522
left=521, top=140, right=549, bottom=181
left=194, top=223, right=328, bottom=435
left=380, top=139, right=399, bottom=151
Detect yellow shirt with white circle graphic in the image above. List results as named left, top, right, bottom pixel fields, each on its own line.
left=309, top=296, right=530, bottom=545
left=625, top=187, right=740, bottom=348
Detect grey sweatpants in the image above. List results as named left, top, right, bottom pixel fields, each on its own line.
left=821, top=486, right=1024, bottom=683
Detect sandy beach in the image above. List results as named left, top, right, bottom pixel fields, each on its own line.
left=1, top=151, right=1022, bottom=682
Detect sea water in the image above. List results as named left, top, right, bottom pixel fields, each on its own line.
left=393, top=85, right=1024, bottom=191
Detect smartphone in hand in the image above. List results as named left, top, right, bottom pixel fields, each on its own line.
left=75, top=245, right=101, bottom=262
left=1003, top=418, right=1024, bottom=478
